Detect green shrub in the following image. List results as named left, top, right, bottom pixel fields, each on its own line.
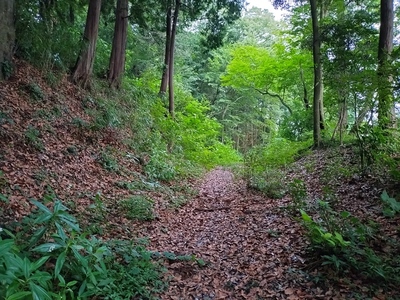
left=287, top=178, right=307, bottom=212
left=0, top=196, right=166, bottom=299
left=248, top=168, right=287, bottom=198
left=26, top=83, right=45, bottom=102
left=120, top=195, right=155, bottom=221
left=98, top=148, right=119, bottom=172
left=24, top=125, right=44, bottom=151
left=381, top=190, right=400, bottom=217
left=144, top=148, right=177, bottom=182
left=300, top=200, right=400, bottom=284
left=244, top=139, right=311, bottom=177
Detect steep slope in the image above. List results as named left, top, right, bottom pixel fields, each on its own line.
left=0, top=59, right=154, bottom=227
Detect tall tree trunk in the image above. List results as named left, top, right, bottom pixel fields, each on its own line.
left=108, top=0, right=129, bottom=89
left=168, top=0, right=180, bottom=117
left=71, top=0, right=101, bottom=89
left=377, top=0, right=394, bottom=129
left=160, top=1, right=172, bottom=95
left=310, top=0, right=322, bottom=147
left=0, top=0, right=15, bottom=80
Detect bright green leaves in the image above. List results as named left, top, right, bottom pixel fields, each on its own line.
left=381, top=190, right=400, bottom=217
left=0, top=197, right=166, bottom=299
left=222, top=45, right=270, bottom=89
left=222, top=44, right=312, bottom=93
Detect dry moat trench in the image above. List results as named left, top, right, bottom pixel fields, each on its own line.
left=135, top=168, right=325, bottom=300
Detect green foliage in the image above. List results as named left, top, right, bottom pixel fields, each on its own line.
left=153, top=94, right=242, bottom=169
left=244, top=139, right=311, bottom=198
left=1, top=60, right=13, bottom=80
left=248, top=168, right=287, bottom=199
left=26, top=83, right=45, bottom=102
left=354, top=125, right=400, bottom=182
left=44, top=71, right=63, bottom=88
left=381, top=190, right=400, bottom=217
left=98, top=148, right=119, bottom=173
left=24, top=125, right=44, bottom=151
left=120, top=195, right=155, bottom=221
left=287, top=178, right=307, bottom=212
left=144, top=148, right=177, bottom=182
left=0, top=197, right=166, bottom=299
left=15, top=0, right=81, bottom=69
left=300, top=201, right=400, bottom=283
left=301, top=207, right=351, bottom=250
left=245, top=139, right=311, bottom=172
left=280, top=110, right=313, bottom=141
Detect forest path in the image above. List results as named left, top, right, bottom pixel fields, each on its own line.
left=140, top=168, right=307, bottom=299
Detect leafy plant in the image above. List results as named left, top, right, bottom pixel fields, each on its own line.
left=98, top=148, right=119, bottom=173
left=1, top=60, right=13, bottom=80
left=301, top=208, right=351, bottom=250
left=381, top=190, right=400, bottom=217
left=26, top=82, right=45, bottom=102
left=24, top=125, right=44, bottom=151
left=120, top=195, right=155, bottom=221
left=287, top=178, right=307, bottom=213
left=247, top=168, right=287, bottom=198
left=144, top=148, right=177, bottom=182
left=300, top=202, right=400, bottom=283
left=0, top=196, right=166, bottom=299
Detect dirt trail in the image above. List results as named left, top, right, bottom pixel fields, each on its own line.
left=139, top=168, right=308, bottom=299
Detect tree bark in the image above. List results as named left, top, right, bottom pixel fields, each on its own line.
left=310, top=0, right=322, bottom=147
left=71, top=0, right=101, bottom=89
left=0, top=0, right=15, bottom=80
left=168, top=0, right=180, bottom=117
left=377, top=0, right=394, bottom=129
left=299, top=63, right=310, bottom=109
left=108, top=0, right=129, bottom=89
left=160, top=1, right=172, bottom=95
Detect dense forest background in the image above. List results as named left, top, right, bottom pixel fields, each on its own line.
left=1, top=0, right=400, bottom=299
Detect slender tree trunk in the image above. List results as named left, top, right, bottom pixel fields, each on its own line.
left=167, top=0, right=180, bottom=117
left=350, top=94, right=372, bottom=133
left=71, top=0, right=101, bottom=89
left=377, top=0, right=394, bottom=129
left=331, top=97, right=347, bottom=144
left=108, top=0, right=129, bottom=89
left=299, top=63, right=310, bottom=109
left=310, top=0, right=322, bottom=147
left=160, top=1, right=172, bottom=95
left=0, top=0, right=15, bottom=80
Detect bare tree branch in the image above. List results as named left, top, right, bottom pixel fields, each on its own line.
left=254, top=88, right=293, bottom=115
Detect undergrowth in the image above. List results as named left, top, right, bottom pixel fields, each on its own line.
left=244, top=138, right=311, bottom=197
left=0, top=196, right=167, bottom=299
left=85, top=77, right=241, bottom=181
left=300, top=198, right=400, bottom=287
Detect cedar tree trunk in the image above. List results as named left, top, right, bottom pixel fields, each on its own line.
left=71, top=0, right=101, bottom=89
left=168, top=0, right=180, bottom=117
left=108, top=0, right=129, bottom=88
left=0, top=0, right=15, bottom=80
left=160, top=1, right=172, bottom=95
left=377, top=0, right=395, bottom=129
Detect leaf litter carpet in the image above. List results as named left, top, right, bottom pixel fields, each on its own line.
left=140, top=168, right=315, bottom=300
